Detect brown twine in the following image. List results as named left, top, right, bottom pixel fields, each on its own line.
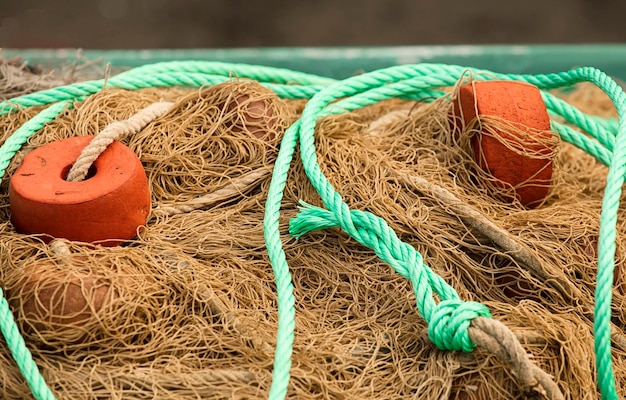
left=0, top=53, right=113, bottom=101
left=391, top=167, right=626, bottom=357
left=0, top=58, right=65, bottom=101
left=0, top=77, right=623, bottom=399
left=391, top=169, right=544, bottom=275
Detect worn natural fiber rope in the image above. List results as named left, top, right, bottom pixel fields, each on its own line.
left=392, top=169, right=544, bottom=278
left=66, top=96, right=270, bottom=216
left=66, top=101, right=174, bottom=182
left=468, top=317, right=560, bottom=400
left=65, top=99, right=274, bottom=219
left=0, top=64, right=584, bottom=398
left=152, top=167, right=272, bottom=217
left=48, top=239, right=71, bottom=258
left=288, top=202, right=564, bottom=399
left=0, top=61, right=623, bottom=400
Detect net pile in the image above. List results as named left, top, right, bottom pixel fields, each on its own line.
left=0, top=60, right=623, bottom=399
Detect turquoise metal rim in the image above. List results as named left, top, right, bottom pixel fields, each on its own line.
left=3, top=44, right=626, bottom=80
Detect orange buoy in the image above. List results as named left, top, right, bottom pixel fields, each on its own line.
left=18, top=260, right=115, bottom=328
left=226, top=94, right=279, bottom=140
left=451, top=80, right=555, bottom=208
left=9, top=136, right=151, bottom=246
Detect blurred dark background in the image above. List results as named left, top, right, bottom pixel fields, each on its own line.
left=1, top=0, right=625, bottom=49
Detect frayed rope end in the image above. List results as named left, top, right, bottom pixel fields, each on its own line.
left=289, top=201, right=340, bottom=238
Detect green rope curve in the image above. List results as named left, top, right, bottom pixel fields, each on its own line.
left=0, top=73, right=322, bottom=115
left=328, top=73, right=613, bottom=165
left=267, top=63, right=624, bottom=400
left=114, top=60, right=337, bottom=85
left=0, top=60, right=622, bottom=400
left=579, top=66, right=625, bottom=400
left=0, top=100, right=70, bottom=400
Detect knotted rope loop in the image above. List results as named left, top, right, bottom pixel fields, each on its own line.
left=427, top=300, right=491, bottom=352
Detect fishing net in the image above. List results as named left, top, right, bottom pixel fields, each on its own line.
left=0, top=59, right=623, bottom=399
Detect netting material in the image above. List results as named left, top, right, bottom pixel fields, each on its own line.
left=0, top=73, right=622, bottom=398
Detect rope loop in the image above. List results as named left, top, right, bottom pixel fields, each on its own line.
left=428, top=300, right=492, bottom=352
left=291, top=201, right=493, bottom=353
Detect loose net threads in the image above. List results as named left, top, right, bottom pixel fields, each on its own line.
left=0, top=60, right=610, bottom=397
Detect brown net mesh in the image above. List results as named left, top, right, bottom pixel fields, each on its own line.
left=0, top=74, right=623, bottom=399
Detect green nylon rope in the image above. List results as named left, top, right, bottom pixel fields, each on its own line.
left=0, top=73, right=322, bottom=115
left=327, top=73, right=613, bottom=165
left=114, top=60, right=337, bottom=85
left=0, top=64, right=614, bottom=165
left=0, top=61, right=621, bottom=400
left=0, top=101, right=70, bottom=400
left=267, top=63, right=624, bottom=400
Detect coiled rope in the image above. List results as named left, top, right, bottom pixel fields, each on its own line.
left=0, top=61, right=622, bottom=400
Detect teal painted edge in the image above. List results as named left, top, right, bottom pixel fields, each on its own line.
left=3, top=45, right=626, bottom=80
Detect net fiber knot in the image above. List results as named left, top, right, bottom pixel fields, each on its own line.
left=428, top=299, right=491, bottom=352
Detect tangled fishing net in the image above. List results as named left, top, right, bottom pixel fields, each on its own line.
left=0, top=57, right=624, bottom=399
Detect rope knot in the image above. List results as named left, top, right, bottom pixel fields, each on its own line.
left=428, top=299, right=491, bottom=352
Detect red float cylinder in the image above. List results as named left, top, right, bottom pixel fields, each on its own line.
left=9, top=136, right=151, bottom=246
left=452, top=80, right=555, bottom=208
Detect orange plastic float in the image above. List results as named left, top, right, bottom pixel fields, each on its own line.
left=18, top=259, right=115, bottom=329
left=9, top=136, right=151, bottom=246
left=451, top=80, right=555, bottom=208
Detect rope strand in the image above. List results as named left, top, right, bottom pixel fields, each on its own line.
left=66, top=101, right=173, bottom=182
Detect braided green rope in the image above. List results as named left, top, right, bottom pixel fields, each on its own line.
left=0, top=61, right=332, bottom=115
left=0, top=64, right=614, bottom=165
left=329, top=73, right=613, bottom=165
left=275, top=63, right=623, bottom=400
left=0, top=73, right=322, bottom=115
left=543, top=94, right=616, bottom=150
left=0, top=101, right=70, bottom=400
left=551, top=121, right=612, bottom=166
left=576, top=66, right=626, bottom=400
left=0, top=62, right=327, bottom=400
left=0, top=60, right=622, bottom=400
left=115, top=60, right=337, bottom=85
